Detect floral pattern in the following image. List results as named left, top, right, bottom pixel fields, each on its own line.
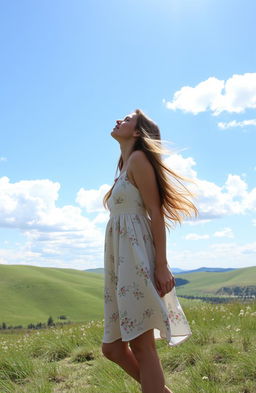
left=135, top=263, right=150, bottom=286
left=116, top=281, right=145, bottom=300
left=102, top=170, right=192, bottom=346
left=119, top=307, right=154, bottom=335
left=127, top=228, right=139, bottom=246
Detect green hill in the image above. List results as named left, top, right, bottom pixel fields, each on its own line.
left=0, top=264, right=255, bottom=327
left=0, top=264, right=104, bottom=326
left=174, top=265, right=256, bottom=296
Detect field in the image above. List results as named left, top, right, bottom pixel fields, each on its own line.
left=0, top=298, right=255, bottom=393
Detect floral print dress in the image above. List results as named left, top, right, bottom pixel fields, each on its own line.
left=102, top=169, right=192, bottom=346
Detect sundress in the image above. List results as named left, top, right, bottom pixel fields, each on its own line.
left=102, top=169, right=192, bottom=346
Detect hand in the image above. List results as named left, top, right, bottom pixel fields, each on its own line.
left=154, top=265, right=176, bottom=297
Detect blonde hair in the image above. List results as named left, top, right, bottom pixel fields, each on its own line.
left=103, top=109, right=199, bottom=232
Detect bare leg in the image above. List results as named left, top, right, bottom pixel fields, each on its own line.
left=102, top=334, right=174, bottom=393
left=129, top=330, right=165, bottom=393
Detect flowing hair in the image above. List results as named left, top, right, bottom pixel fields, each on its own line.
left=103, top=109, right=199, bottom=232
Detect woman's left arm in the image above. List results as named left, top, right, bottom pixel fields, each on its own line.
left=129, top=151, right=176, bottom=297
left=149, top=209, right=167, bottom=266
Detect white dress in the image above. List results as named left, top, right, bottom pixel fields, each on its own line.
left=102, top=169, right=192, bottom=346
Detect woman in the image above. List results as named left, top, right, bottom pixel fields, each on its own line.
left=101, top=109, right=199, bottom=393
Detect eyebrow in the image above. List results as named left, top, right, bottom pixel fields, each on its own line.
left=123, top=116, right=130, bottom=120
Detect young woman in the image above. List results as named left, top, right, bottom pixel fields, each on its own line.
left=101, top=109, right=199, bottom=393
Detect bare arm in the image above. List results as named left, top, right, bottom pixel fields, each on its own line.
left=149, top=210, right=168, bottom=267
left=129, top=151, right=175, bottom=296
left=129, top=151, right=167, bottom=266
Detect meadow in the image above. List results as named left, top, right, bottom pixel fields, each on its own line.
left=0, top=298, right=255, bottom=393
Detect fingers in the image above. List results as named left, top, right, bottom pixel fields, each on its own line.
left=155, top=272, right=176, bottom=297
left=159, top=276, right=176, bottom=297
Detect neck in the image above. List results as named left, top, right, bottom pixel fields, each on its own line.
left=119, top=140, right=135, bottom=168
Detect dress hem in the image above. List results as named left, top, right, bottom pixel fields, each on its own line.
left=102, top=325, right=192, bottom=346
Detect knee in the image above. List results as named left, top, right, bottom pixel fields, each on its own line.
left=129, top=341, right=156, bottom=361
left=101, top=343, right=125, bottom=361
left=101, top=343, right=113, bottom=359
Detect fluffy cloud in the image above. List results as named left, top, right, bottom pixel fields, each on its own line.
left=167, top=240, right=256, bottom=269
left=184, top=227, right=234, bottom=241
left=163, top=73, right=256, bottom=116
left=0, top=176, right=105, bottom=269
left=76, top=183, right=110, bottom=213
left=162, top=154, right=256, bottom=221
left=1, top=152, right=256, bottom=268
left=0, top=176, right=90, bottom=231
left=213, top=227, right=234, bottom=238
left=218, top=119, right=256, bottom=129
left=185, top=233, right=210, bottom=240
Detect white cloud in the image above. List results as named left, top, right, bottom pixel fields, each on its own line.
left=76, top=184, right=110, bottom=213
left=0, top=176, right=106, bottom=269
left=167, top=240, right=256, bottom=270
left=164, top=153, right=197, bottom=180
left=184, top=227, right=234, bottom=240
left=213, top=227, right=234, bottom=238
left=1, top=152, right=256, bottom=269
left=163, top=73, right=256, bottom=116
left=0, top=157, right=7, bottom=162
left=218, top=119, right=256, bottom=129
left=163, top=76, right=224, bottom=115
left=185, top=233, right=209, bottom=240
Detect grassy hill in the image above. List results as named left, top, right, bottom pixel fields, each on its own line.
left=174, top=265, right=256, bottom=296
left=0, top=264, right=104, bottom=326
left=0, top=264, right=255, bottom=327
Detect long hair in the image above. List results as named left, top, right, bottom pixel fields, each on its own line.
left=103, top=109, right=199, bottom=232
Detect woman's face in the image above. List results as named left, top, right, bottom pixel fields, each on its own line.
left=111, top=112, right=139, bottom=141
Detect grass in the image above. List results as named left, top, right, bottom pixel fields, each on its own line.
left=0, top=298, right=255, bottom=392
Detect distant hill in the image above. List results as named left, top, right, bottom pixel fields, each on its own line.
left=174, top=266, right=256, bottom=297
left=177, top=266, right=237, bottom=274
left=84, top=266, right=237, bottom=274
left=85, top=268, right=104, bottom=274
left=0, top=264, right=255, bottom=326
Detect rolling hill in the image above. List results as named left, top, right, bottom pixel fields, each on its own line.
left=0, top=264, right=104, bottom=326
left=174, top=265, right=256, bottom=296
left=0, top=264, right=255, bottom=326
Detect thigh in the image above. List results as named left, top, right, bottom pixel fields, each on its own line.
left=129, top=328, right=156, bottom=353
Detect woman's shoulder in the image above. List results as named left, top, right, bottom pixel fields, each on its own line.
left=130, top=150, right=148, bottom=164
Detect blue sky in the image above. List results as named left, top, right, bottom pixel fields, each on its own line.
left=1, top=0, right=256, bottom=271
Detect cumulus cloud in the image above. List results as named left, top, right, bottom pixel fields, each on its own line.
left=184, top=227, right=234, bottom=240
left=1, top=152, right=256, bottom=269
left=218, top=119, right=256, bottom=129
left=161, top=154, right=256, bottom=221
left=0, top=176, right=106, bottom=269
left=167, top=240, right=256, bottom=269
left=76, top=183, right=110, bottom=213
left=213, top=227, right=234, bottom=238
left=163, top=73, right=256, bottom=116
left=185, top=233, right=210, bottom=240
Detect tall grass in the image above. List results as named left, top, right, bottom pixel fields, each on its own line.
left=0, top=300, right=255, bottom=393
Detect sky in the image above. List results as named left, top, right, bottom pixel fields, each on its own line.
left=0, top=0, right=256, bottom=271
